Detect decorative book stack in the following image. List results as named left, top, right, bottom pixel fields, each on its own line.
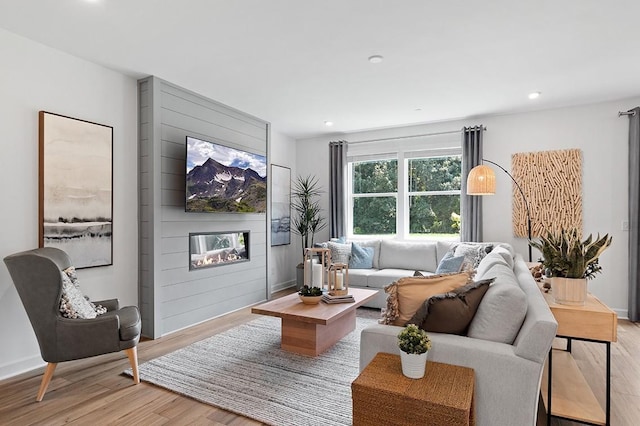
left=322, top=293, right=355, bottom=304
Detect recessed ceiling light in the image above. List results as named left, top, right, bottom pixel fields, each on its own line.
left=528, top=91, right=541, bottom=100
left=324, top=121, right=334, bottom=127
left=368, top=55, right=383, bottom=64
left=414, top=108, right=422, bottom=112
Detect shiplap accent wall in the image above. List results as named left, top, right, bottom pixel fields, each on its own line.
left=138, top=76, right=269, bottom=338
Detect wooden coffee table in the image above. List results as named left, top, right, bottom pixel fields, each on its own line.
left=251, top=288, right=378, bottom=356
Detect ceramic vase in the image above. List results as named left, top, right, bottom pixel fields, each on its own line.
left=400, top=350, right=428, bottom=379
left=551, top=277, right=587, bottom=306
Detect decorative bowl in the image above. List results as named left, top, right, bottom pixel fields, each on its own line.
left=299, top=295, right=322, bottom=305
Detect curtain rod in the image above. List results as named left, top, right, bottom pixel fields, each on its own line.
left=618, top=111, right=637, bottom=117
left=348, top=126, right=486, bottom=145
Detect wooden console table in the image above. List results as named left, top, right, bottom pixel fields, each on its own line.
left=539, top=284, right=617, bottom=425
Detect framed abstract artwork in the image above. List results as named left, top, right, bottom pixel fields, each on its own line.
left=39, top=111, right=113, bottom=268
left=270, top=164, right=291, bottom=246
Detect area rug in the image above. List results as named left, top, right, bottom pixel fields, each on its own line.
left=126, top=312, right=380, bottom=426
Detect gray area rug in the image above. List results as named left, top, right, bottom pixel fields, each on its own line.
left=127, top=310, right=380, bottom=426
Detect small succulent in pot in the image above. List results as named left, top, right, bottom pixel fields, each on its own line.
left=397, top=324, right=431, bottom=355
left=298, top=285, right=323, bottom=297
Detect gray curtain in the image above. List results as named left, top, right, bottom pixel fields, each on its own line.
left=329, top=140, right=347, bottom=238
left=628, top=107, right=640, bottom=322
left=461, top=126, right=484, bottom=242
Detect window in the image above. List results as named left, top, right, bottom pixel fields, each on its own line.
left=347, top=148, right=461, bottom=240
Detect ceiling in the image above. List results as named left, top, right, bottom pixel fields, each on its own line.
left=1, top=0, right=639, bottom=139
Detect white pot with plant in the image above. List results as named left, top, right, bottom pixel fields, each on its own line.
left=397, top=324, right=432, bottom=379
left=291, top=175, right=327, bottom=289
left=529, top=228, right=612, bottom=305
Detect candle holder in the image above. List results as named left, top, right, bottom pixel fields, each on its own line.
left=328, top=262, right=349, bottom=296
left=303, top=248, right=331, bottom=289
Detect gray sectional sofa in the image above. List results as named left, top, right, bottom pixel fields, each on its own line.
left=358, top=245, right=558, bottom=426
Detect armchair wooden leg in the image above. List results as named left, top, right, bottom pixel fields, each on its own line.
left=36, top=362, right=57, bottom=402
left=124, top=347, right=140, bottom=384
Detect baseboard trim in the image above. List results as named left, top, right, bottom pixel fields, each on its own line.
left=271, top=280, right=296, bottom=293
left=0, top=354, right=45, bottom=381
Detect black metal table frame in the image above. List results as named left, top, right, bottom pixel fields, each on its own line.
left=546, top=335, right=611, bottom=426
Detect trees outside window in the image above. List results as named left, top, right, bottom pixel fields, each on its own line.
left=348, top=153, right=461, bottom=240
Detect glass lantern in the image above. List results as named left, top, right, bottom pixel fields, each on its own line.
left=303, top=247, right=331, bottom=289
left=328, top=262, right=349, bottom=296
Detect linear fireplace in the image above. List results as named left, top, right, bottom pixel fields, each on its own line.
left=189, top=231, right=249, bottom=270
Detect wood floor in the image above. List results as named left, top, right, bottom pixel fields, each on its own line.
left=1, top=295, right=639, bottom=425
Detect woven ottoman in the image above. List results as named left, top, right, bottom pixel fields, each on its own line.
left=352, top=353, right=475, bottom=426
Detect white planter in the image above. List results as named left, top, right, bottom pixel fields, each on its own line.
left=551, top=277, right=587, bottom=306
left=400, top=350, right=428, bottom=379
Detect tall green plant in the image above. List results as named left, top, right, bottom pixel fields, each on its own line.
left=291, top=175, right=327, bottom=261
left=529, top=228, right=612, bottom=279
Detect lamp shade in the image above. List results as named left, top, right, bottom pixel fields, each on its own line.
left=467, top=164, right=496, bottom=195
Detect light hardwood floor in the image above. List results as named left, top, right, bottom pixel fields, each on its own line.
left=1, top=293, right=638, bottom=425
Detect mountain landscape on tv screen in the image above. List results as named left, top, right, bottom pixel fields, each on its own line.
left=187, top=157, right=267, bottom=213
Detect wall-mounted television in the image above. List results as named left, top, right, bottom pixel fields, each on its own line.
left=186, top=136, right=267, bottom=213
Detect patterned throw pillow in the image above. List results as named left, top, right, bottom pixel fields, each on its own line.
left=379, top=272, right=474, bottom=326
left=327, top=241, right=351, bottom=264
left=452, top=243, right=494, bottom=270
left=59, top=267, right=107, bottom=318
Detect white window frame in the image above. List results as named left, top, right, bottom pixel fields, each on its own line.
left=346, top=145, right=462, bottom=241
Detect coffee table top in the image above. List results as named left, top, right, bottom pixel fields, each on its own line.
left=251, top=287, right=378, bottom=325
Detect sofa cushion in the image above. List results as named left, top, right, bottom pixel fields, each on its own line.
left=435, top=252, right=465, bottom=274
left=408, top=278, right=494, bottom=334
left=379, top=240, right=438, bottom=272
left=349, top=242, right=374, bottom=269
left=467, top=276, right=528, bottom=345
left=348, top=268, right=377, bottom=286
left=380, top=272, right=473, bottom=326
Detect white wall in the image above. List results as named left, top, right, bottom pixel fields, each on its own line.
left=297, top=97, right=640, bottom=318
left=269, top=128, right=299, bottom=291
left=0, top=29, right=138, bottom=379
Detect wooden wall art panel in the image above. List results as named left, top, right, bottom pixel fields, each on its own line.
left=511, top=149, right=582, bottom=238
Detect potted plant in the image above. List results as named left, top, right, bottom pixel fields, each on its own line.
left=529, top=228, right=612, bottom=305
left=298, top=285, right=323, bottom=304
left=291, top=175, right=327, bottom=289
left=397, top=324, right=432, bottom=379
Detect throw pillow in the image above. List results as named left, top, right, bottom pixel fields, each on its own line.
left=330, top=236, right=347, bottom=243
left=59, top=267, right=107, bottom=318
left=435, top=251, right=465, bottom=274
left=327, top=241, right=351, bottom=264
left=407, top=278, right=495, bottom=334
left=349, top=242, right=374, bottom=269
left=453, top=242, right=494, bottom=269
left=413, top=270, right=424, bottom=277
left=380, top=272, right=473, bottom=326
left=59, top=271, right=99, bottom=319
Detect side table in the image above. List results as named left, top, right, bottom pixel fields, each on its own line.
left=352, top=353, right=475, bottom=426
left=539, top=284, right=617, bottom=425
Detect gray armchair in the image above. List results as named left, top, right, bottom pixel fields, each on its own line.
left=3, top=247, right=141, bottom=401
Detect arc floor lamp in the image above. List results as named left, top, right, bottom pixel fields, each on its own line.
left=466, top=159, right=533, bottom=262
